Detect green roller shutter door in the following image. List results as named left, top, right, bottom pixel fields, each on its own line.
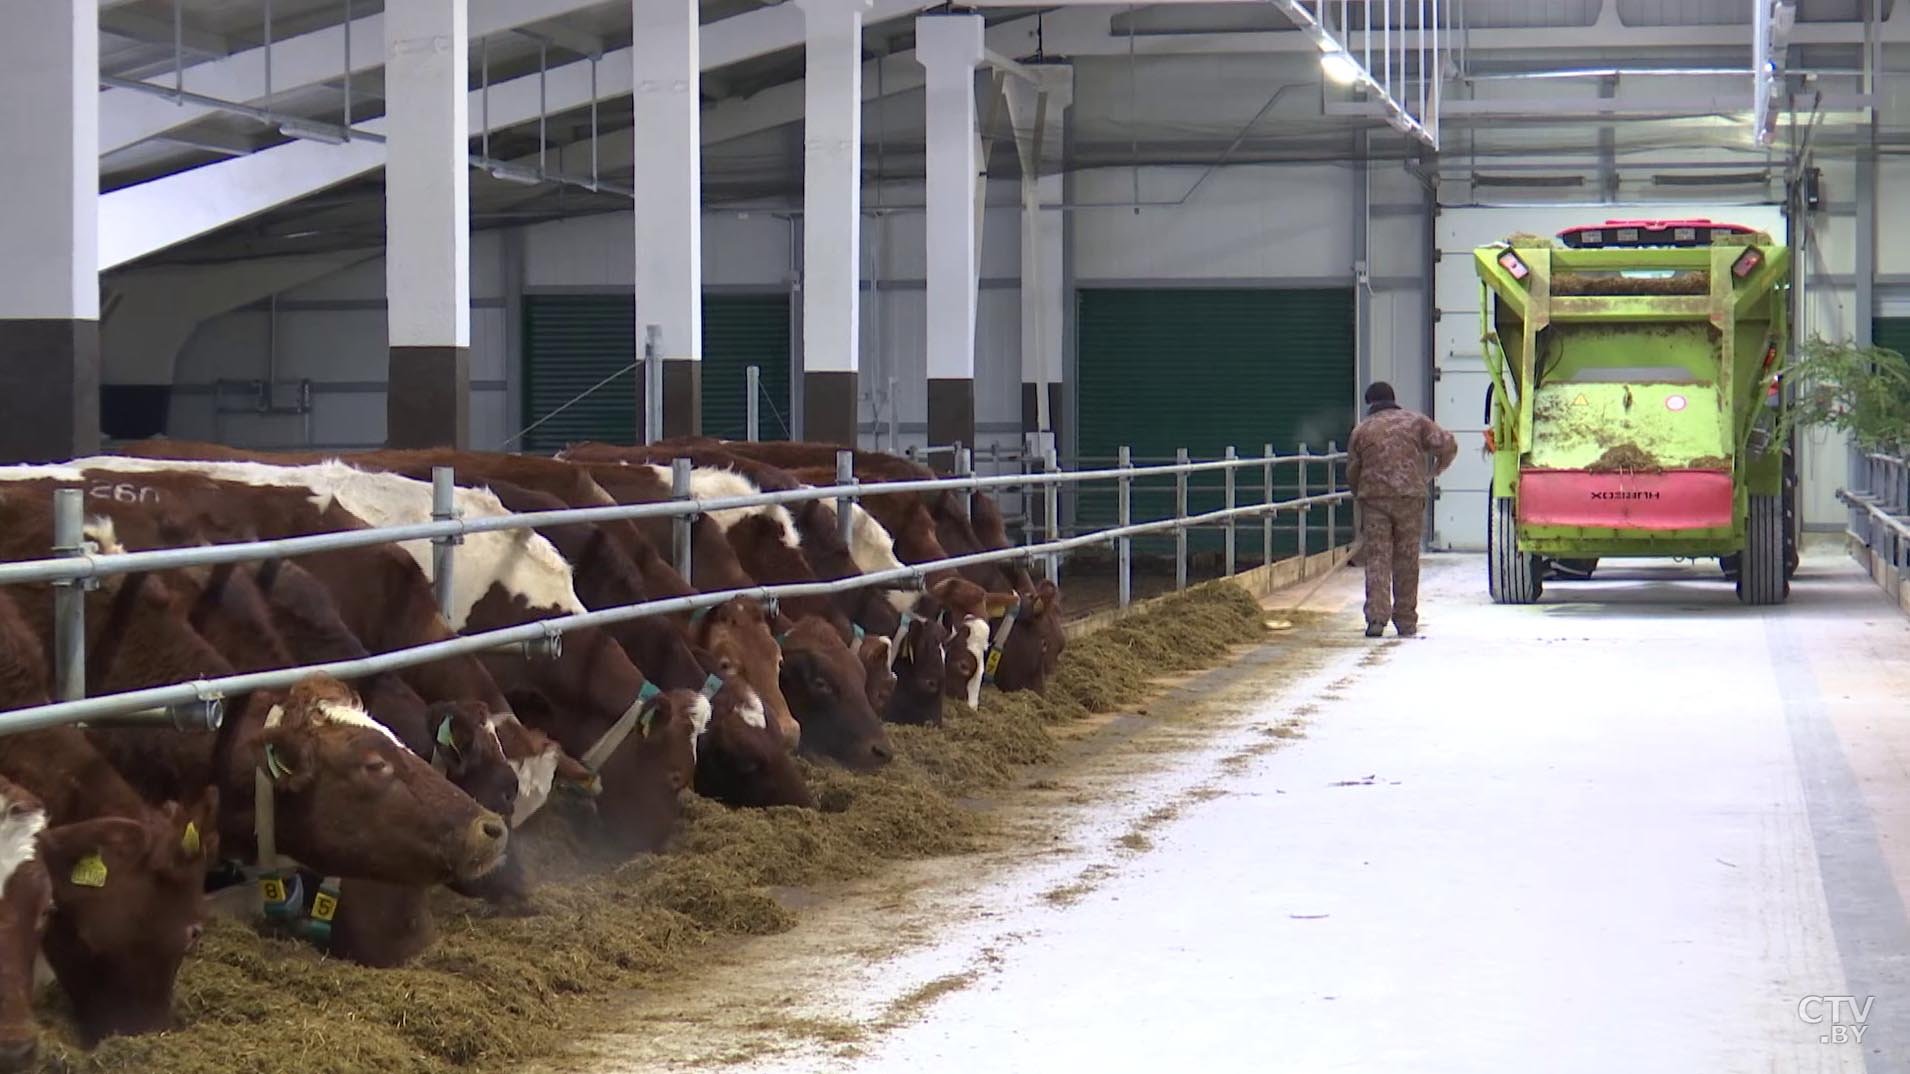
left=1076, top=288, right=1356, bottom=554
left=1875, top=318, right=1910, bottom=358
left=522, top=295, right=636, bottom=454
left=702, top=294, right=793, bottom=441
left=522, top=293, right=792, bottom=453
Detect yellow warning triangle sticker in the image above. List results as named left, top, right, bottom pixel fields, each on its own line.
left=1571, top=394, right=1589, bottom=406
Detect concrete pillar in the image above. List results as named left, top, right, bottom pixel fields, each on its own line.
left=0, top=2, right=99, bottom=462
left=794, top=0, right=871, bottom=447
left=633, top=0, right=703, bottom=439
left=916, top=14, right=985, bottom=464
left=384, top=0, right=471, bottom=448
left=1004, top=66, right=1073, bottom=458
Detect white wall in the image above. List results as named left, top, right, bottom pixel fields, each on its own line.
left=168, top=230, right=513, bottom=450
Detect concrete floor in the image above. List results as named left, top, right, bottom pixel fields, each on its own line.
left=737, top=545, right=1910, bottom=1074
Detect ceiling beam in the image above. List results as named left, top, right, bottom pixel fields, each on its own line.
left=99, top=10, right=230, bottom=58
left=99, top=1, right=942, bottom=268
left=100, top=0, right=613, bottom=156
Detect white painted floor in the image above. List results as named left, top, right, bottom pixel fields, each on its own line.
left=720, top=546, right=1910, bottom=1074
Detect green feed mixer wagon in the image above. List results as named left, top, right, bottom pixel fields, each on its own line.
left=1474, top=219, right=1797, bottom=605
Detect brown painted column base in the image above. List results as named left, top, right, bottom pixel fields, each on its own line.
left=387, top=346, right=471, bottom=448
left=635, top=359, right=702, bottom=441
left=803, top=370, right=858, bottom=448
left=0, top=319, right=99, bottom=463
left=926, top=378, right=975, bottom=470
left=1020, top=381, right=1065, bottom=453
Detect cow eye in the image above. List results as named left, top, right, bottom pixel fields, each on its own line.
left=811, top=676, right=833, bottom=695
left=719, top=657, right=736, bottom=675
left=363, top=757, right=394, bottom=779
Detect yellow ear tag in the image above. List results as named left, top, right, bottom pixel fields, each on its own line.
left=259, top=876, right=288, bottom=905
left=70, top=852, right=108, bottom=889
left=985, top=649, right=1003, bottom=676
left=310, top=891, right=339, bottom=923
left=181, top=822, right=201, bottom=857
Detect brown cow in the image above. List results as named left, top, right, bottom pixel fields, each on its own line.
left=0, top=585, right=218, bottom=1045
left=0, top=777, right=49, bottom=1070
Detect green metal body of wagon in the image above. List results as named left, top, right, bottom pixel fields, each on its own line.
left=1473, top=226, right=1794, bottom=604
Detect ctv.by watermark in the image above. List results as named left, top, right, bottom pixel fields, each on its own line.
left=1798, top=995, right=1876, bottom=1045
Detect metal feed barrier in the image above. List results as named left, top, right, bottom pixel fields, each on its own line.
left=0, top=447, right=1350, bottom=739
left=1841, top=452, right=1910, bottom=582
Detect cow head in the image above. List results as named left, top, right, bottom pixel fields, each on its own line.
left=985, top=582, right=1065, bottom=693
left=590, top=690, right=699, bottom=856
left=925, top=579, right=989, bottom=708
left=689, top=598, right=799, bottom=750
left=886, top=613, right=952, bottom=727
left=35, top=789, right=217, bottom=1044
left=777, top=618, right=894, bottom=772
left=857, top=635, right=897, bottom=715
left=0, top=780, right=49, bottom=1071
left=249, top=677, right=507, bottom=886
left=422, top=702, right=538, bottom=908
left=693, top=681, right=814, bottom=809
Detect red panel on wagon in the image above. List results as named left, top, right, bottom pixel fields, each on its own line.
left=1517, top=469, right=1735, bottom=530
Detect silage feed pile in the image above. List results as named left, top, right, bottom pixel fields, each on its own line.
left=35, top=582, right=1270, bottom=1074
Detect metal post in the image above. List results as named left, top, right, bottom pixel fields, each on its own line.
left=1044, top=446, right=1061, bottom=584
left=643, top=324, right=663, bottom=444
left=429, top=467, right=459, bottom=618
left=1118, top=446, right=1133, bottom=609
left=746, top=365, right=760, bottom=441
left=1262, top=442, right=1275, bottom=569
left=1326, top=440, right=1340, bottom=548
left=52, top=489, right=87, bottom=702
left=1175, top=447, right=1190, bottom=592
left=671, top=459, right=694, bottom=581
left=1297, top=442, right=1310, bottom=563
left=955, top=445, right=973, bottom=521
left=1223, top=446, right=1237, bottom=577
left=836, top=450, right=856, bottom=550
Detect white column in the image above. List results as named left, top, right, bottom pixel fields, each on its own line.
left=1004, top=66, right=1073, bottom=450
left=0, top=0, right=99, bottom=461
left=634, top=0, right=703, bottom=438
left=917, top=15, right=984, bottom=388
left=384, top=0, right=471, bottom=447
left=794, top=0, right=871, bottom=445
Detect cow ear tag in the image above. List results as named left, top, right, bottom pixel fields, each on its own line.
left=264, top=744, right=294, bottom=781
left=181, top=822, right=201, bottom=857
left=71, top=852, right=108, bottom=889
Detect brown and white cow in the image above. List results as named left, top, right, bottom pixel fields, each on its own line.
left=0, top=777, right=48, bottom=1070
left=691, top=680, right=813, bottom=809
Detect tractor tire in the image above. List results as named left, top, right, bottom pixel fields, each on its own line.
left=1736, top=493, right=1789, bottom=605
left=1487, top=496, right=1543, bottom=604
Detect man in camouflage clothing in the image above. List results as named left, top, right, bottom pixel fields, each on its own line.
left=1346, top=382, right=1457, bottom=637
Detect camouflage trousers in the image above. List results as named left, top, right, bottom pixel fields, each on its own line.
left=1359, top=497, right=1427, bottom=631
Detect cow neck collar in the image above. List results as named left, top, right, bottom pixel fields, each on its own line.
left=252, top=741, right=342, bottom=950
left=575, top=672, right=719, bottom=780
left=982, top=600, right=1024, bottom=685
left=888, top=611, right=916, bottom=668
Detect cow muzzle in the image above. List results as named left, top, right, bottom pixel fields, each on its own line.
left=454, top=811, right=510, bottom=882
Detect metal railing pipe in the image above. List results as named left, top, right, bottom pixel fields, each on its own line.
left=0, top=487, right=1352, bottom=735
left=1118, top=446, right=1133, bottom=609
left=430, top=466, right=459, bottom=618
left=1175, top=447, right=1190, bottom=591
left=1224, top=446, right=1237, bottom=575
left=1297, top=442, right=1311, bottom=562
left=52, top=490, right=87, bottom=702
left=746, top=365, right=760, bottom=441
left=671, top=459, right=694, bottom=581
left=1044, top=446, right=1061, bottom=583
left=1263, top=442, right=1275, bottom=569
left=836, top=451, right=857, bottom=550
left=0, top=453, right=1349, bottom=590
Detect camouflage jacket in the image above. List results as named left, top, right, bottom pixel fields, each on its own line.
left=1346, top=405, right=1458, bottom=500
